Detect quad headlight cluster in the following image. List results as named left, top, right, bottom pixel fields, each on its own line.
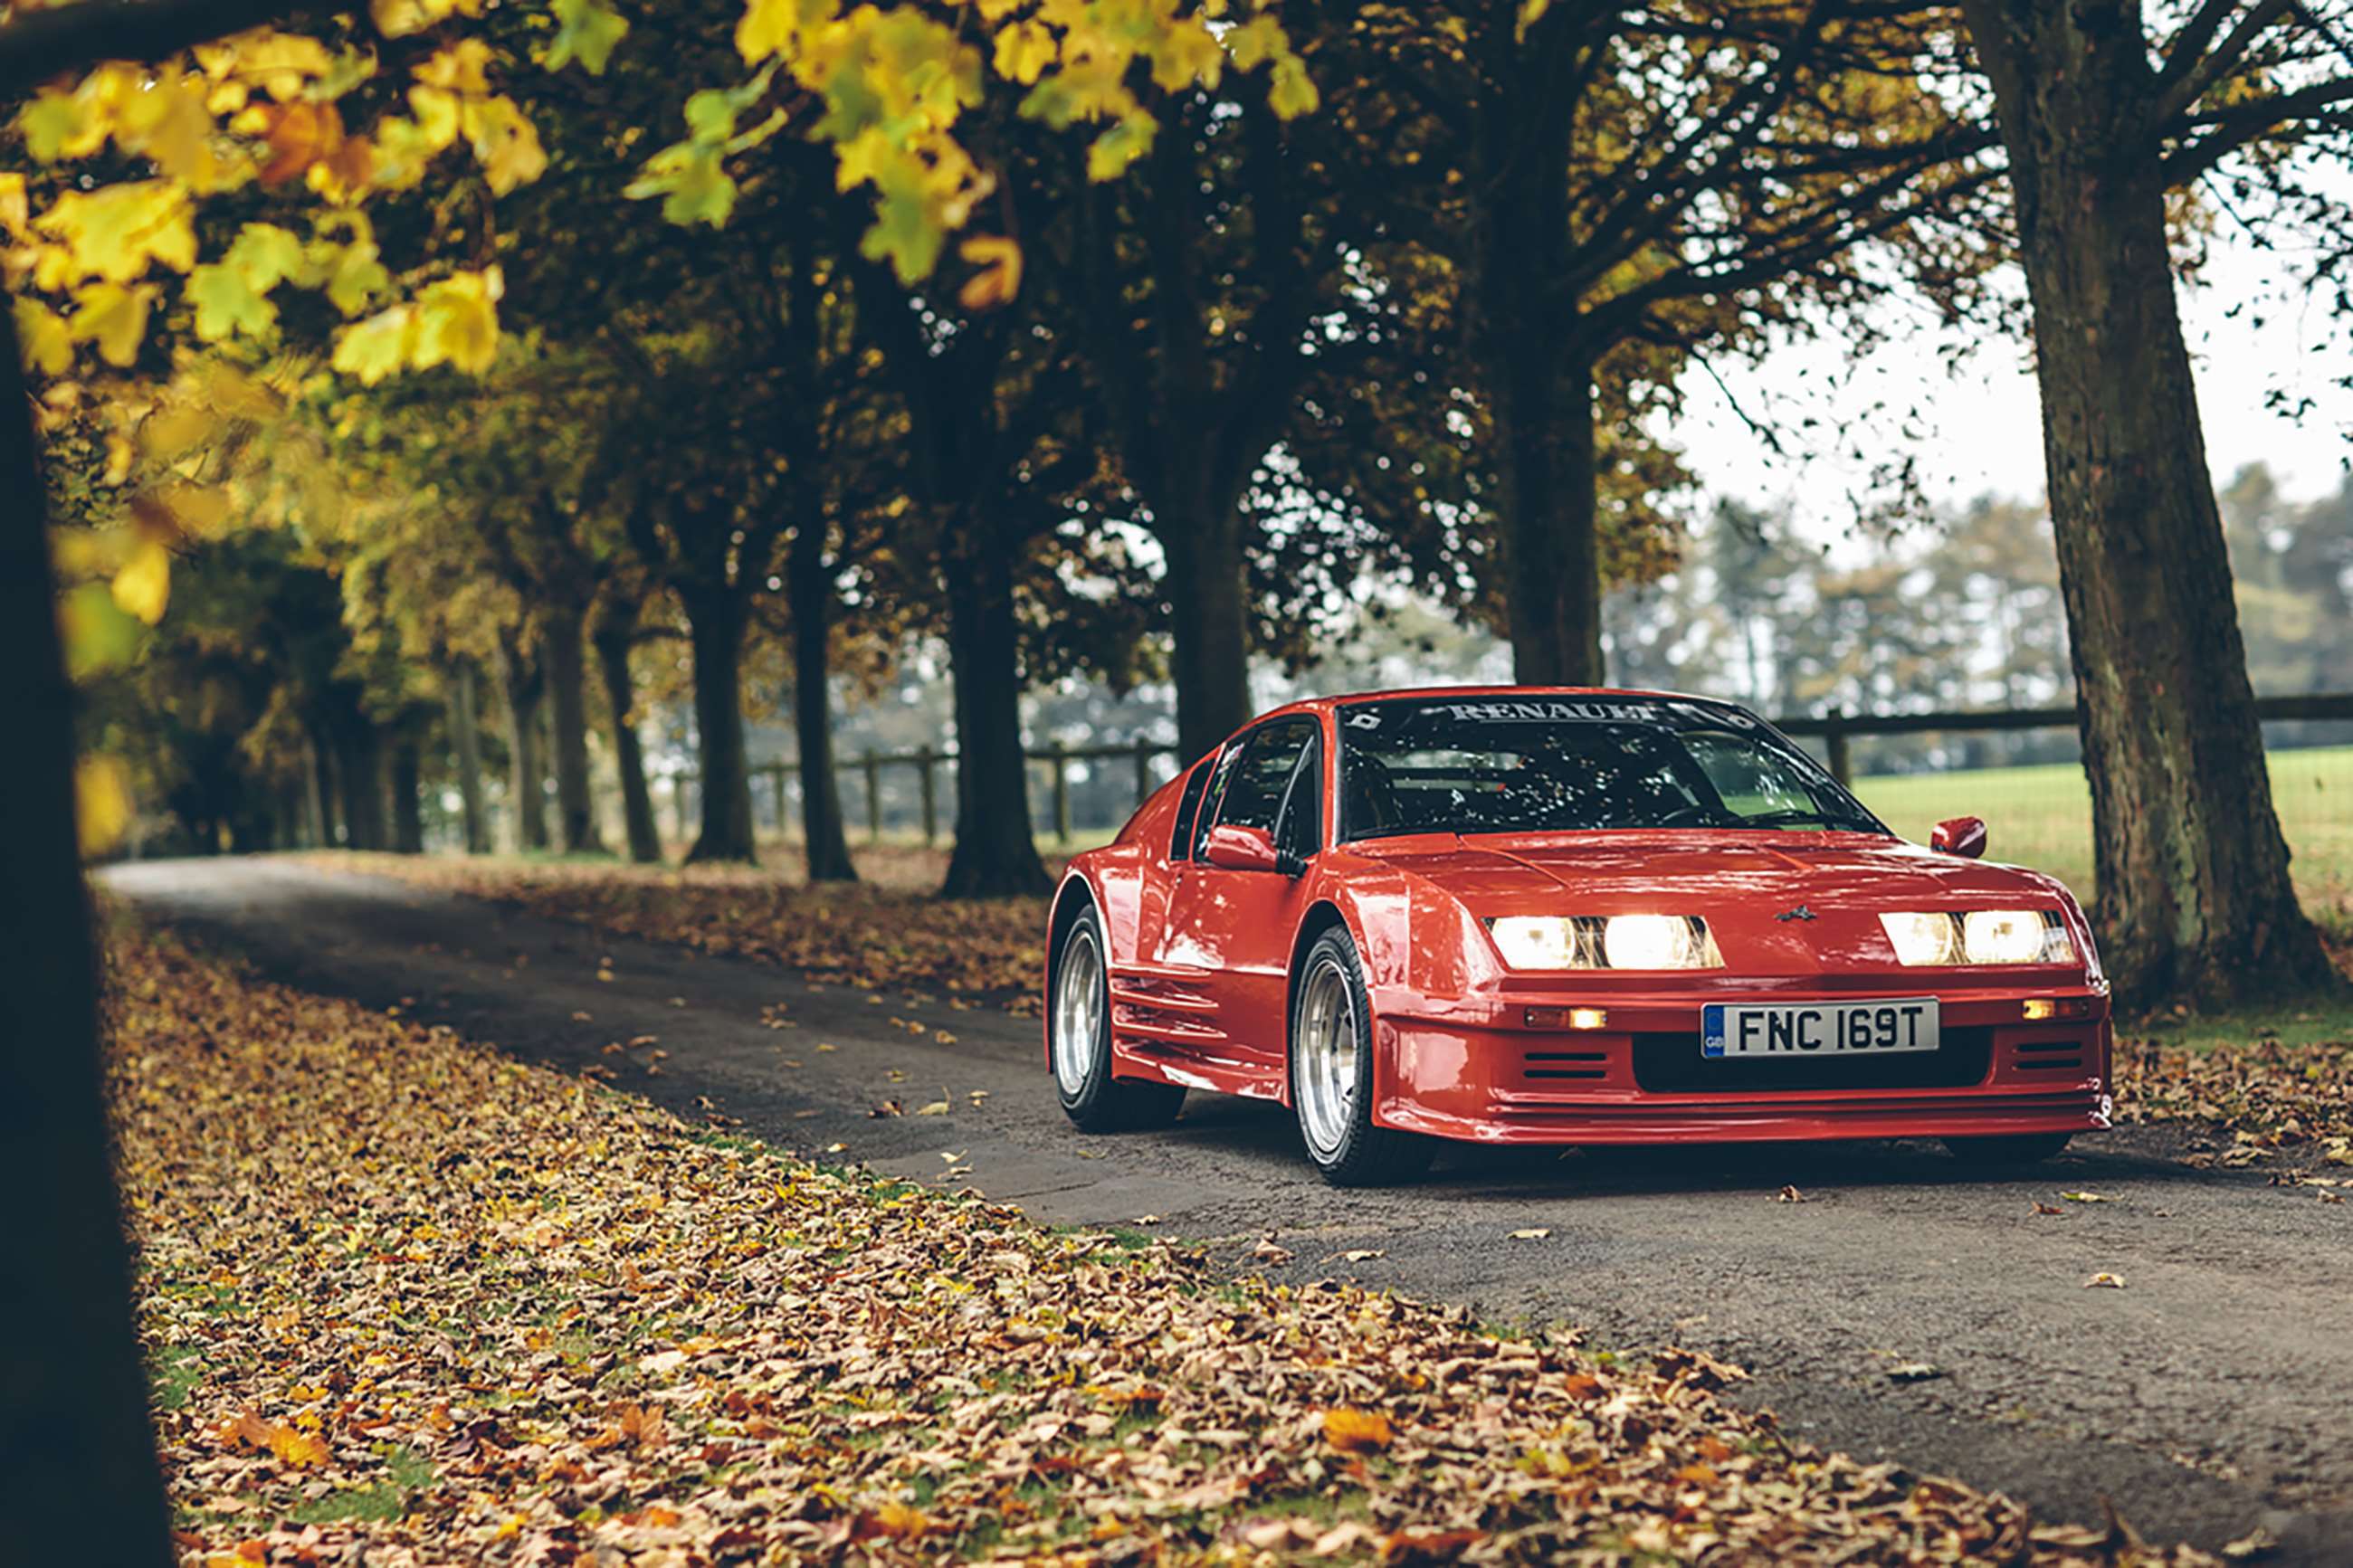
left=1487, top=914, right=1724, bottom=971
left=1879, top=909, right=2076, bottom=966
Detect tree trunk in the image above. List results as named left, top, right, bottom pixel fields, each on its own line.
left=680, top=584, right=758, bottom=865
left=447, top=659, right=490, bottom=854
left=1491, top=345, right=1602, bottom=686
left=334, top=713, right=387, bottom=851
left=499, top=634, right=548, bottom=852
left=388, top=734, right=424, bottom=853
left=308, top=725, right=343, bottom=847
left=1161, top=508, right=1254, bottom=766
left=1469, top=10, right=1603, bottom=687
left=786, top=524, right=858, bottom=883
left=300, top=733, right=329, bottom=848
left=1961, top=0, right=2339, bottom=1011
left=0, top=290, right=176, bottom=1567
left=591, top=610, right=662, bottom=865
left=541, top=605, right=604, bottom=855
left=941, top=521, right=1051, bottom=898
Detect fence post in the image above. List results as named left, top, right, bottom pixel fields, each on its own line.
left=767, top=765, right=788, bottom=837
left=1133, top=735, right=1153, bottom=806
left=1825, top=708, right=1853, bottom=787
left=1052, top=742, right=1072, bottom=844
left=918, top=746, right=938, bottom=845
left=863, top=747, right=882, bottom=843
left=782, top=764, right=798, bottom=841
left=670, top=774, right=690, bottom=842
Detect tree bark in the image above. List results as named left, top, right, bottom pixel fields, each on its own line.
left=0, top=291, right=176, bottom=1567
left=1471, top=9, right=1603, bottom=687
left=591, top=609, right=662, bottom=865
left=447, top=660, right=490, bottom=854
left=786, top=523, right=859, bottom=883
left=1162, top=507, right=1254, bottom=765
left=679, top=584, right=758, bottom=865
left=388, top=733, right=424, bottom=853
left=499, top=633, right=548, bottom=852
left=941, top=521, right=1051, bottom=898
left=1960, top=0, right=2339, bottom=1010
left=300, top=734, right=329, bottom=848
left=333, top=710, right=387, bottom=851
left=540, top=605, right=605, bottom=855
left=1491, top=350, right=1603, bottom=686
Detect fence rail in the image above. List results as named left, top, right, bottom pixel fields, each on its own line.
left=652, top=692, right=2353, bottom=847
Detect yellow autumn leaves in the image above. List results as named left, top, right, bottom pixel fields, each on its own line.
left=9, top=1, right=1321, bottom=379
left=660, top=0, right=1321, bottom=280
left=6, top=23, right=539, bottom=385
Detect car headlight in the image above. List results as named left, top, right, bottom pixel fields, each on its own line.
left=1879, top=910, right=2076, bottom=966
left=1487, top=915, right=1723, bottom=971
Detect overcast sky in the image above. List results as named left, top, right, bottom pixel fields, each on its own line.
left=1672, top=226, right=2353, bottom=543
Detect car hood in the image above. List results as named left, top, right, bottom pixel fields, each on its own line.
left=1351, top=831, right=2088, bottom=980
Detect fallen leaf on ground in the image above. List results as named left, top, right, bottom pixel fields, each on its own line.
left=1509, top=1228, right=1551, bottom=1240
left=1320, top=1407, right=1395, bottom=1452
left=106, top=922, right=2220, bottom=1568
left=2084, top=1272, right=2127, bottom=1288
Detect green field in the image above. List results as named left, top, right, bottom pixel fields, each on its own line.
left=1853, top=745, right=2353, bottom=933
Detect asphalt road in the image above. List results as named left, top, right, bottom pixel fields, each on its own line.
left=106, top=857, right=2353, bottom=1561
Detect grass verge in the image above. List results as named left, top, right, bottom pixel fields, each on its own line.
left=110, top=926, right=2219, bottom=1564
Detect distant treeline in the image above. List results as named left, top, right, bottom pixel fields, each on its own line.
left=1604, top=466, right=2353, bottom=775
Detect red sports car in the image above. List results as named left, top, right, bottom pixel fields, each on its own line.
left=1044, top=688, right=2111, bottom=1185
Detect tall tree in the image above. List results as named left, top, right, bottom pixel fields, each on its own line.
left=1364, top=0, right=2001, bottom=686
left=1954, top=0, right=2352, bottom=1008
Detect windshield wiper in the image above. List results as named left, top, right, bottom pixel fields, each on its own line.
left=1736, top=809, right=1868, bottom=831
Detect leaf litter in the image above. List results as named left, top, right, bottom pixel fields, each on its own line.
left=105, top=926, right=2225, bottom=1564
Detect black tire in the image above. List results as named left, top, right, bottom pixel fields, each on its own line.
left=1944, top=1132, right=2073, bottom=1164
left=1051, top=906, right=1185, bottom=1132
left=1289, top=926, right=1434, bottom=1187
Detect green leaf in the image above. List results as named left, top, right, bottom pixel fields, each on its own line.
left=224, top=223, right=306, bottom=292
left=546, top=0, right=631, bottom=75
left=625, top=142, right=738, bottom=228
left=859, top=167, right=945, bottom=283
left=188, top=262, right=278, bottom=342
left=60, top=582, right=144, bottom=679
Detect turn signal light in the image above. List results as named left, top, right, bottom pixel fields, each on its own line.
left=2023, top=996, right=2097, bottom=1022
left=1526, top=1006, right=1608, bottom=1031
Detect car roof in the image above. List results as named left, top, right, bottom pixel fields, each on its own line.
left=1248, top=685, right=1736, bottom=726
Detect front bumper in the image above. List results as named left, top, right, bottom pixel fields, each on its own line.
left=1370, top=984, right=2112, bottom=1145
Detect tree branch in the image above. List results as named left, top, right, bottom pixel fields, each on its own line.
left=0, top=0, right=341, bottom=98
left=2161, top=72, right=2353, bottom=182
left=2153, top=0, right=2293, bottom=129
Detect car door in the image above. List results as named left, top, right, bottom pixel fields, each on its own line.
left=1156, top=717, right=1325, bottom=1062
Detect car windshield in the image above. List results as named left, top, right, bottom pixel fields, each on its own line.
left=1336, top=696, right=1886, bottom=842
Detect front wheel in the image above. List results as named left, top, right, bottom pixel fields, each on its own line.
left=1052, top=906, right=1185, bottom=1132
left=1290, top=927, right=1434, bottom=1187
left=1945, top=1132, right=2073, bottom=1164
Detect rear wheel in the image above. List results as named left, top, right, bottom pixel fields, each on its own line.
left=1052, top=906, right=1184, bottom=1132
left=1290, top=926, right=1434, bottom=1187
left=1944, top=1132, right=2073, bottom=1164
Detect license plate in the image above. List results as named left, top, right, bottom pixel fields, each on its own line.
left=1701, top=999, right=1939, bottom=1060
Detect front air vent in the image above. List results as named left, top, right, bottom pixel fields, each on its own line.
left=1525, top=1050, right=1608, bottom=1081
left=2013, top=1038, right=2087, bottom=1074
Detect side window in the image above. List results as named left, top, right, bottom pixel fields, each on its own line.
left=1168, top=757, right=1215, bottom=860
left=1213, top=721, right=1315, bottom=838
left=1276, top=730, right=1324, bottom=861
